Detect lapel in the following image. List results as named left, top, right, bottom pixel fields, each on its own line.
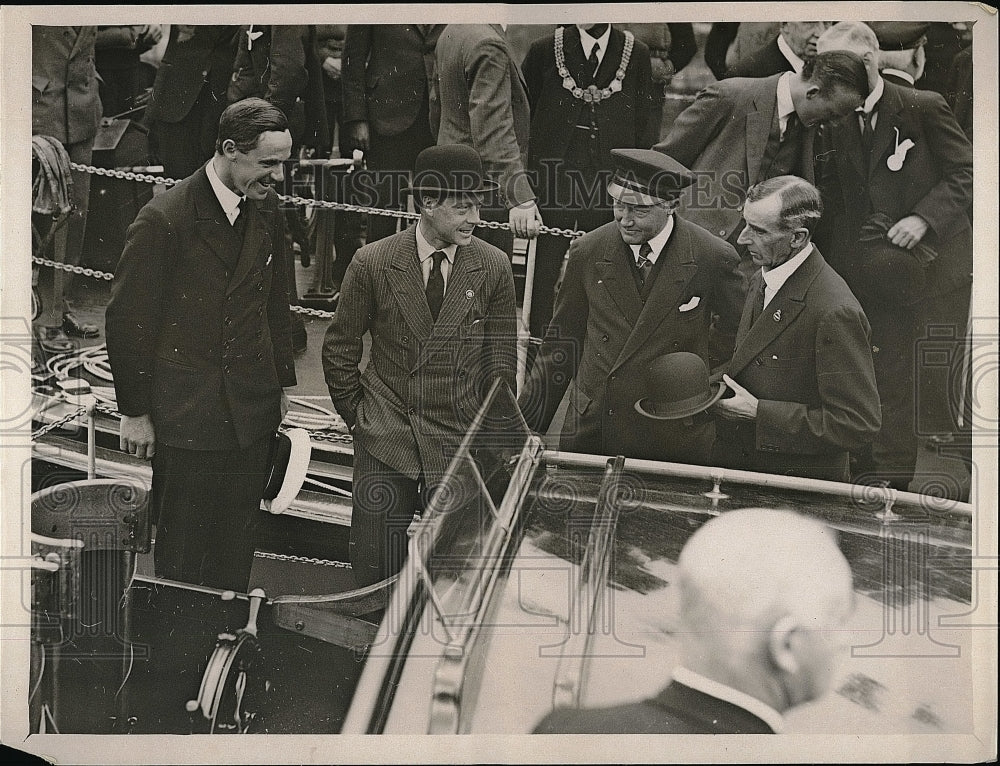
left=492, top=25, right=529, bottom=96
left=192, top=166, right=242, bottom=272
left=563, top=26, right=589, bottom=84
left=596, top=236, right=644, bottom=332
left=386, top=227, right=434, bottom=341
left=595, top=27, right=624, bottom=87
left=735, top=269, right=763, bottom=345
left=727, top=248, right=825, bottom=377
left=746, top=77, right=780, bottom=185
left=613, top=219, right=699, bottom=372
left=835, top=110, right=867, bottom=178
left=67, top=26, right=87, bottom=59
left=868, top=82, right=904, bottom=178
left=430, top=243, right=484, bottom=336
left=226, top=199, right=272, bottom=296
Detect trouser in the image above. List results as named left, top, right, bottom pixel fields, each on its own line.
left=34, top=138, right=95, bottom=326
left=150, top=438, right=272, bottom=591
left=350, top=444, right=430, bottom=589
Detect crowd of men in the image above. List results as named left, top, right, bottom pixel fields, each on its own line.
left=30, top=19, right=975, bottom=735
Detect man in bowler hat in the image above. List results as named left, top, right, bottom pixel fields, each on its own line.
left=323, top=144, right=518, bottom=587
left=519, top=149, right=743, bottom=459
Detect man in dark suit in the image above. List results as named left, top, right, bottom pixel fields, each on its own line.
left=814, top=22, right=973, bottom=489
left=322, top=145, right=517, bottom=587
left=726, top=21, right=831, bottom=79
left=106, top=99, right=297, bottom=591
left=520, top=23, right=657, bottom=340
left=712, top=176, right=881, bottom=482
left=341, top=24, right=444, bottom=244
left=654, top=50, right=868, bottom=255
left=32, top=25, right=104, bottom=351
left=436, top=24, right=543, bottom=251
left=535, top=508, right=856, bottom=733
left=519, top=149, right=744, bottom=462
left=146, top=25, right=239, bottom=181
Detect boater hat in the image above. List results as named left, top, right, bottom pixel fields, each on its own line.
left=405, top=144, right=500, bottom=196
left=635, top=352, right=726, bottom=420
left=607, top=149, right=697, bottom=206
left=260, top=428, right=311, bottom=515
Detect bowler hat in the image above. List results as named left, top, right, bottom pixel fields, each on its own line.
left=260, top=428, right=311, bottom=515
left=868, top=22, right=930, bottom=51
left=406, top=144, right=500, bottom=196
left=634, top=352, right=726, bottom=420
left=607, top=149, right=696, bottom=205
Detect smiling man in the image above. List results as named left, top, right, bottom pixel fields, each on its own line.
left=106, top=98, right=297, bottom=590
left=323, top=144, right=517, bottom=587
left=711, top=175, right=881, bottom=482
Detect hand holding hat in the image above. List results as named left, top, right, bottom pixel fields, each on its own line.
left=712, top=375, right=759, bottom=421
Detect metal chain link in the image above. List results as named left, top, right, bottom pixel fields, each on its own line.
left=253, top=551, right=352, bottom=568
left=291, top=304, right=335, bottom=319
left=32, top=406, right=87, bottom=439
left=32, top=255, right=116, bottom=281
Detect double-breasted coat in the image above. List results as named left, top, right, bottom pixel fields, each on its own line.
left=322, top=227, right=517, bottom=481
left=713, top=247, right=881, bottom=482
left=519, top=217, right=743, bottom=461
left=106, top=165, right=296, bottom=451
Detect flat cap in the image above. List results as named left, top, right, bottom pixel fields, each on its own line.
left=607, top=149, right=696, bottom=205
left=868, top=21, right=931, bottom=50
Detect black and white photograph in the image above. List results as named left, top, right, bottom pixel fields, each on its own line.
left=1, top=3, right=996, bottom=764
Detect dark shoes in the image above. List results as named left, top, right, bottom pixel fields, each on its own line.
left=62, top=312, right=100, bottom=339
left=37, top=326, right=75, bottom=354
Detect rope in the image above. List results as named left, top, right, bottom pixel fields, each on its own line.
left=32, top=136, right=74, bottom=216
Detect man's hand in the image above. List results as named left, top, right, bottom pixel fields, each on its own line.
left=711, top=374, right=759, bottom=421
left=344, top=120, right=370, bottom=153
left=509, top=200, right=543, bottom=239
left=887, top=215, right=929, bottom=250
left=322, top=56, right=341, bottom=80
left=120, top=414, right=156, bottom=460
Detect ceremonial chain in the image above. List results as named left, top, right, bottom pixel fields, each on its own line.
left=554, top=27, right=634, bottom=103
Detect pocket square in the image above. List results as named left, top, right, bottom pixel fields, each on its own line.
left=679, top=296, right=701, bottom=312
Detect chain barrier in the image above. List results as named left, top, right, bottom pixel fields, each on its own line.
left=253, top=550, right=352, bottom=569
left=32, top=405, right=87, bottom=440
left=32, top=255, right=116, bottom=281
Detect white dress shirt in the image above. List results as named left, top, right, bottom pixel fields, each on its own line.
left=672, top=666, right=785, bottom=733
left=880, top=68, right=915, bottom=85
left=579, top=24, right=612, bottom=69
left=776, top=33, right=806, bottom=74
left=775, top=72, right=798, bottom=140
left=630, top=214, right=675, bottom=265
left=416, top=221, right=457, bottom=290
left=857, top=76, right=886, bottom=131
left=762, top=242, right=813, bottom=307
left=206, top=158, right=245, bottom=225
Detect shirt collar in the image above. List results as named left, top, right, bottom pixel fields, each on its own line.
left=859, top=75, right=885, bottom=115
left=763, top=241, right=814, bottom=290
left=415, top=221, right=458, bottom=264
left=206, top=158, right=244, bottom=220
left=776, top=72, right=796, bottom=122
left=776, top=34, right=806, bottom=73
left=630, top=214, right=674, bottom=264
left=881, top=67, right=915, bottom=85
left=579, top=24, right=612, bottom=59
left=672, top=666, right=784, bottom=734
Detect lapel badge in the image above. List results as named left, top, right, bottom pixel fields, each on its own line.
left=773, top=309, right=782, bottom=322
left=465, top=289, right=474, bottom=299
left=887, top=127, right=915, bottom=172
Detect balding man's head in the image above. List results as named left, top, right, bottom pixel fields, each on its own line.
left=817, top=22, right=881, bottom=84
left=676, top=508, right=854, bottom=712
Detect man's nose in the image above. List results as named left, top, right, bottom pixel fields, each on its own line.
left=270, top=165, right=285, bottom=183
left=467, top=206, right=482, bottom=224
left=737, top=226, right=751, bottom=244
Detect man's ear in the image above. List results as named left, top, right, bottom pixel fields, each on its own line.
left=768, top=614, right=801, bottom=674
left=790, top=227, right=810, bottom=249
left=221, top=138, right=239, bottom=160
left=804, top=83, right=822, bottom=100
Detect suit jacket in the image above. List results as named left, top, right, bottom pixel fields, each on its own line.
left=435, top=24, right=534, bottom=208
left=715, top=247, right=881, bottom=482
left=106, top=165, right=296, bottom=451
left=31, top=26, right=102, bottom=145
left=725, top=36, right=794, bottom=79
left=655, top=74, right=815, bottom=242
left=522, top=26, right=657, bottom=178
left=228, top=25, right=329, bottom=152
left=322, top=227, right=517, bottom=480
left=520, top=217, right=744, bottom=461
left=534, top=681, right=775, bottom=734
left=146, top=25, right=238, bottom=124
left=341, top=24, right=444, bottom=137
left=815, top=79, right=973, bottom=297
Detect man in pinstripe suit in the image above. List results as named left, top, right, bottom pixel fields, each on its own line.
left=322, top=145, right=518, bottom=587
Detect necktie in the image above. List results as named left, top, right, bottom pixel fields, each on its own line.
left=232, top=198, right=248, bottom=241
left=426, top=250, right=446, bottom=321
left=860, top=109, right=876, bottom=153
left=750, top=275, right=766, bottom=324
left=588, top=44, right=601, bottom=79
left=782, top=112, right=801, bottom=144
left=635, top=242, right=653, bottom=288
